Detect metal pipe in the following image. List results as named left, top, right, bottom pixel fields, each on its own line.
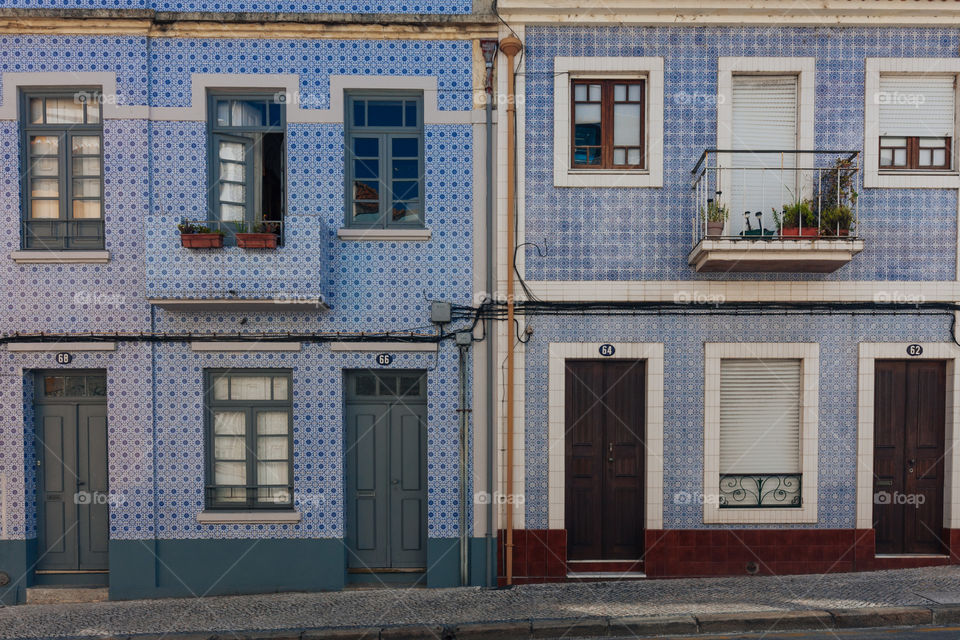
left=458, top=341, right=470, bottom=586
left=479, top=37, right=499, bottom=590
left=499, top=34, right=522, bottom=588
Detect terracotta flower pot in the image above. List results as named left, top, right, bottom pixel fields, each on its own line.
left=779, top=227, right=820, bottom=239
left=180, top=233, right=224, bottom=249
left=706, top=221, right=725, bottom=237
left=821, top=228, right=850, bottom=237
left=236, top=233, right=279, bottom=249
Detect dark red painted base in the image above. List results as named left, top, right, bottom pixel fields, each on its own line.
left=498, top=528, right=960, bottom=584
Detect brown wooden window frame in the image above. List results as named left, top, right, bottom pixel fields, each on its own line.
left=879, top=135, right=952, bottom=171
left=571, top=79, right=646, bottom=171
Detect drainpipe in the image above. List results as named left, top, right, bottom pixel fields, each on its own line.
left=458, top=340, right=470, bottom=586
left=479, top=38, right=499, bottom=589
left=499, top=34, right=523, bottom=587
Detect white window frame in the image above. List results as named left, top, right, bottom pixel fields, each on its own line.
left=865, top=59, right=960, bottom=189
left=553, top=57, right=663, bottom=188
left=703, top=343, right=819, bottom=524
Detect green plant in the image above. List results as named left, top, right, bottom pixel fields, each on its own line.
left=818, top=157, right=858, bottom=234
left=701, top=200, right=729, bottom=224
left=773, top=199, right=816, bottom=229
left=177, top=220, right=224, bottom=235
left=235, top=222, right=248, bottom=234
left=820, top=204, right=855, bottom=235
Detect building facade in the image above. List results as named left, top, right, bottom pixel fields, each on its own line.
left=493, top=1, right=960, bottom=583
left=0, top=1, right=500, bottom=603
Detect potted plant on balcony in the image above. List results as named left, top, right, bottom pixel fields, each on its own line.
left=773, top=199, right=818, bottom=238
left=235, top=221, right=280, bottom=249
left=818, top=157, right=858, bottom=237
left=178, top=220, right=225, bottom=249
left=701, top=200, right=728, bottom=237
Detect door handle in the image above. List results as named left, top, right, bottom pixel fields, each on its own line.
left=907, top=458, right=916, bottom=473
left=391, top=479, right=399, bottom=485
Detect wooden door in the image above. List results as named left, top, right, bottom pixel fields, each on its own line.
left=874, top=360, right=946, bottom=555
left=565, top=361, right=645, bottom=560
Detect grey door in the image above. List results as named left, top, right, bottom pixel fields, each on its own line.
left=36, top=372, right=109, bottom=573
left=345, top=371, right=427, bottom=570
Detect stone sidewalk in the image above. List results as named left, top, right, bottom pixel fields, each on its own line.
left=2, top=566, right=960, bottom=639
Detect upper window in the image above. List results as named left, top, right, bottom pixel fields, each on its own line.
left=718, top=358, right=802, bottom=509
left=205, top=370, right=293, bottom=511
left=571, top=79, right=645, bottom=170
left=208, top=94, right=286, bottom=239
left=20, top=91, right=104, bottom=250
left=345, top=93, right=424, bottom=228
left=878, top=75, right=955, bottom=171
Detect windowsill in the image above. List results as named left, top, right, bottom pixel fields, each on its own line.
left=556, top=169, right=662, bottom=188
left=568, top=168, right=649, bottom=175
left=337, top=228, right=432, bottom=241
left=703, top=505, right=818, bottom=524
left=197, top=510, right=301, bottom=524
left=10, top=250, right=110, bottom=264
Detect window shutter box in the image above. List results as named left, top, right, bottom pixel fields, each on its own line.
left=879, top=75, right=956, bottom=137
left=719, top=358, right=801, bottom=475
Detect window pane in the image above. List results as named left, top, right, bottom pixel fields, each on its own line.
left=30, top=200, right=59, bottom=219
left=353, top=137, right=378, bottom=157
left=30, top=135, right=59, bottom=156
left=215, top=436, right=246, bottom=459
left=392, top=159, right=418, bottom=179
left=257, top=436, right=288, bottom=460
left=214, top=487, right=246, bottom=503
left=367, top=101, right=404, bottom=127
left=220, top=160, right=244, bottom=182
left=85, top=103, right=101, bottom=125
left=214, top=461, right=246, bottom=485
left=226, top=100, right=266, bottom=127
left=355, top=373, right=377, bottom=395
left=31, top=179, right=59, bottom=198
left=257, top=411, right=288, bottom=435
left=65, top=375, right=86, bottom=396
left=628, top=148, right=641, bottom=165
left=919, top=148, right=933, bottom=166
left=354, top=159, right=378, bottom=179
left=613, top=148, right=626, bottom=165
left=614, top=84, right=628, bottom=101
left=71, top=136, right=100, bottom=155
left=614, top=103, right=642, bottom=146
left=258, top=461, right=288, bottom=485
left=231, top=376, right=272, bottom=400
left=573, top=147, right=601, bottom=166
left=400, top=375, right=422, bottom=396
left=219, top=141, right=245, bottom=162
left=214, top=410, right=245, bottom=435
left=352, top=100, right=366, bottom=127
left=44, top=376, right=64, bottom=396
left=881, top=136, right=907, bottom=147
left=355, top=180, right=379, bottom=200
left=221, top=204, right=245, bottom=222
left=880, top=148, right=893, bottom=165
left=353, top=201, right=380, bottom=221
left=216, top=100, right=231, bottom=127
left=392, top=180, right=419, bottom=201
left=219, top=182, right=245, bottom=204
left=46, top=98, right=83, bottom=124
left=405, top=101, right=417, bottom=127
left=72, top=200, right=101, bottom=219
left=32, top=158, right=59, bottom=177
left=29, top=98, right=44, bottom=124
left=392, top=137, right=418, bottom=158
left=392, top=201, right=420, bottom=223
left=268, top=102, right=283, bottom=127
left=213, top=376, right=229, bottom=400
left=628, top=84, right=642, bottom=101
left=73, top=179, right=100, bottom=198
left=894, top=148, right=907, bottom=165
left=258, top=487, right=290, bottom=504
left=934, top=149, right=947, bottom=166
left=272, top=376, right=288, bottom=400
left=87, top=375, right=107, bottom=396
left=588, top=84, right=601, bottom=101
left=920, top=137, right=947, bottom=147
left=72, top=157, right=100, bottom=177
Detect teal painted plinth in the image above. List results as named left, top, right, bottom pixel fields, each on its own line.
left=426, top=537, right=461, bottom=588
left=0, top=539, right=35, bottom=605
left=109, top=538, right=346, bottom=600
left=468, top=536, right=493, bottom=587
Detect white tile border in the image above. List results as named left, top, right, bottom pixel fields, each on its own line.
left=0, top=72, right=472, bottom=124
left=196, top=510, right=302, bottom=524
left=547, top=342, right=664, bottom=531
left=856, top=342, right=960, bottom=530
left=703, top=343, right=819, bottom=524
left=336, top=228, right=433, bottom=241
left=552, top=57, right=664, bottom=188
left=5, top=342, right=117, bottom=352
left=190, top=341, right=302, bottom=352
left=329, top=342, right=439, bottom=352
left=864, top=59, right=960, bottom=189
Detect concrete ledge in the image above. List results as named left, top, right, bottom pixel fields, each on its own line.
left=6, top=341, right=116, bottom=352
left=380, top=625, right=445, bottom=640
left=301, top=629, right=380, bottom=640
left=697, top=610, right=834, bottom=633
left=530, top=618, right=608, bottom=638
left=453, top=621, right=532, bottom=640
left=828, top=606, right=933, bottom=628
left=608, top=614, right=698, bottom=637
left=10, top=250, right=110, bottom=264
left=931, top=604, right=960, bottom=624
left=337, top=228, right=433, bottom=242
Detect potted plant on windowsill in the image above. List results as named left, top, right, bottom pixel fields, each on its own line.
left=236, top=221, right=280, bottom=249
left=773, top=200, right=819, bottom=238
left=178, top=220, right=225, bottom=249
left=701, top=199, right=729, bottom=237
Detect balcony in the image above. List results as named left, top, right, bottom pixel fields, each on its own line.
left=689, top=150, right=865, bottom=273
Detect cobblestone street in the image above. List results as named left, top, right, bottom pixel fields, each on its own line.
left=2, top=566, right=960, bottom=639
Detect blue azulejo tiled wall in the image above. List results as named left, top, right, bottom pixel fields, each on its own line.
left=0, top=1, right=472, bottom=13
left=521, top=313, right=952, bottom=531
left=522, top=26, right=959, bottom=282
left=151, top=345, right=464, bottom=540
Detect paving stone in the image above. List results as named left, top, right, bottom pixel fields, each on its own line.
left=829, top=606, right=933, bottom=628
left=301, top=630, right=381, bottom=640
left=606, top=614, right=697, bottom=637
left=697, top=610, right=834, bottom=633
left=221, top=631, right=302, bottom=640
left=452, top=620, right=531, bottom=639
left=530, top=618, right=607, bottom=639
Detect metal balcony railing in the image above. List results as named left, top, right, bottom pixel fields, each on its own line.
left=692, top=150, right=861, bottom=244
left=22, top=219, right=105, bottom=250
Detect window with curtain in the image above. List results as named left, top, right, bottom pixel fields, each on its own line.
left=878, top=75, right=955, bottom=170
left=719, top=358, right=802, bottom=508
left=571, top=79, right=645, bottom=170
left=345, top=92, right=424, bottom=228
left=205, top=370, right=293, bottom=510
left=21, top=91, right=104, bottom=250
left=208, top=94, right=286, bottom=237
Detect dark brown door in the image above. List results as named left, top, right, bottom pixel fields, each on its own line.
left=874, top=360, right=946, bottom=555
left=565, top=360, right=645, bottom=560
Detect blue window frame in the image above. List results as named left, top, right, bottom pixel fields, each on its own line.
left=345, top=93, right=424, bottom=228
left=20, top=90, right=104, bottom=250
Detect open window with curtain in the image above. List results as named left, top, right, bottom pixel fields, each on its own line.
left=208, top=94, right=286, bottom=241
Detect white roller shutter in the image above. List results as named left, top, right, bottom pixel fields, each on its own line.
left=719, top=358, right=801, bottom=474
left=730, top=76, right=798, bottom=235
left=879, top=75, right=955, bottom=137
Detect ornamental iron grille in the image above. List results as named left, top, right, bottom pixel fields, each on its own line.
left=719, top=473, right=802, bottom=508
